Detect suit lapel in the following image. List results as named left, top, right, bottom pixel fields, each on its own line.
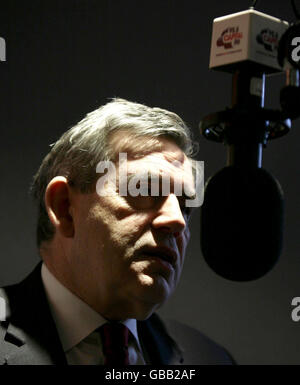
left=5, top=323, right=57, bottom=365
left=137, top=313, right=184, bottom=365
left=3, top=262, right=67, bottom=365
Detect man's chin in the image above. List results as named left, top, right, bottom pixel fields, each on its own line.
left=136, top=272, right=173, bottom=306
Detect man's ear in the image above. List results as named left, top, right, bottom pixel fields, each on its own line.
left=44, top=176, right=74, bottom=238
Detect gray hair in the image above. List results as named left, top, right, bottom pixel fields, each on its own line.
left=30, top=98, right=195, bottom=248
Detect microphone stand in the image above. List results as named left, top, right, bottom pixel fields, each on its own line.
left=199, top=61, right=296, bottom=281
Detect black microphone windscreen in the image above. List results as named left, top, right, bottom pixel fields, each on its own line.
left=200, top=166, right=284, bottom=281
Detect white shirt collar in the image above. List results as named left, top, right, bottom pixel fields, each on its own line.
left=41, top=263, right=142, bottom=353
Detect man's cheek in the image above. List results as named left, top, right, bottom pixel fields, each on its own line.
left=184, top=226, right=191, bottom=243
left=180, top=227, right=190, bottom=254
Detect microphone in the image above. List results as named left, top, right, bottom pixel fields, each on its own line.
left=200, top=167, right=284, bottom=281
left=199, top=7, right=293, bottom=281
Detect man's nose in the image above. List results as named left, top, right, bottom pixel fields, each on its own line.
left=151, top=193, right=186, bottom=235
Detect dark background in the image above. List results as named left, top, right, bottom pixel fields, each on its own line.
left=0, top=0, right=299, bottom=364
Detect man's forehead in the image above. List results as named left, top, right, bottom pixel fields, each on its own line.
left=108, top=132, right=194, bottom=184
left=117, top=151, right=195, bottom=190
left=95, top=133, right=201, bottom=203
left=125, top=151, right=188, bottom=173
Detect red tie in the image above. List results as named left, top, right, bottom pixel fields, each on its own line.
left=99, top=322, right=130, bottom=366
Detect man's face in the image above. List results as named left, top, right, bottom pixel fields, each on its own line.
left=68, top=137, right=195, bottom=320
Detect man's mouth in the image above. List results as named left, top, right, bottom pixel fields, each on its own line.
left=138, top=246, right=177, bottom=267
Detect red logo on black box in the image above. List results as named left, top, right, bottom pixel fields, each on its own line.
left=217, top=27, right=243, bottom=49
left=256, top=28, right=279, bottom=52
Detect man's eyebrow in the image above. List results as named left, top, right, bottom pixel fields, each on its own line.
left=118, top=171, right=155, bottom=183
left=124, top=172, right=196, bottom=199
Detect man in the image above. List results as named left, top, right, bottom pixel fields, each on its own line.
left=0, top=98, right=233, bottom=365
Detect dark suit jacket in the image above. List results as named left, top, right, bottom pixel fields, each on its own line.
left=0, top=263, right=234, bottom=365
